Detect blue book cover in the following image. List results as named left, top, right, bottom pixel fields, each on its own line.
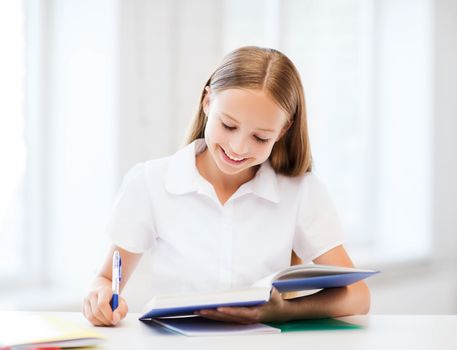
left=271, top=271, right=378, bottom=293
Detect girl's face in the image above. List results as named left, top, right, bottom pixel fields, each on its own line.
left=202, top=88, right=289, bottom=177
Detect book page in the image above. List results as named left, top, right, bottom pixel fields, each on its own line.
left=274, top=264, right=376, bottom=280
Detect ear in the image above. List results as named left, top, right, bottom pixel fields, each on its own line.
left=202, top=86, right=211, bottom=115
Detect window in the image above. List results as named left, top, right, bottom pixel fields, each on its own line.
left=0, top=0, right=120, bottom=294
left=223, top=0, right=432, bottom=264
left=0, top=1, right=27, bottom=280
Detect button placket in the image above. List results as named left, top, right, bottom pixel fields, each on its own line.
left=219, top=202, right=234, bottom=289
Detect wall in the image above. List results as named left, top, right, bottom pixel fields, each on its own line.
left=2, top=0, right=455, bottom=314
left=369, top=0, right=457, bottom=314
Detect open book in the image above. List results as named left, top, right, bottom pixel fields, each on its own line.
left=139, top=264, right=379, bottom=320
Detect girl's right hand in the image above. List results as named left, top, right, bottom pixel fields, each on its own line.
left=83, top=284, right=128, bottom=326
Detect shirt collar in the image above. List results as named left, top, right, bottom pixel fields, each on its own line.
left=165, top=139, right=280, bottom=204
left=243, top=160, right=280, bottom=203
left=165, top=139, right=204, bottom=195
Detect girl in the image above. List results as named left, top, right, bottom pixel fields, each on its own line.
left=83, top=46, right=370, bottom=326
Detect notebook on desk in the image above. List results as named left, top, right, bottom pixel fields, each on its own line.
left=0, top=312, right=106, bottom=349
left=143, top=315, right=363, bottom=336
left=145, top=315, right=280, bottom=336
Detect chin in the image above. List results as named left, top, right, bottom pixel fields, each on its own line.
left=216, top=162, right=250, bottom=176
left=217, top=157, right=265, bottom=178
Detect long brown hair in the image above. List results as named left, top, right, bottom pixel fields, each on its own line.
left=185, top=46, right=312, bottom=176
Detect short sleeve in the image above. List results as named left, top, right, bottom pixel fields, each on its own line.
left=106, top=163, right=157, bottom=253
left=292, top=173, right=345, bottom=262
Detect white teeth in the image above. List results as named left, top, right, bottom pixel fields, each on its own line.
left=223, top=148, right=245, bottom=162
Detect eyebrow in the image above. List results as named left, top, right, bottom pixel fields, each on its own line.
left=221, top=112, right=276, bottom=132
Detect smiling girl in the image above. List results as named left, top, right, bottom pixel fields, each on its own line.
left=83, top=46, right=370, bottom=326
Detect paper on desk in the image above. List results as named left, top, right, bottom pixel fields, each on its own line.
left=0, top=312, right=106, bottom=348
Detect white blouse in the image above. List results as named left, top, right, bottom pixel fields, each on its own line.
left=108, top=139, right=344, bottom=295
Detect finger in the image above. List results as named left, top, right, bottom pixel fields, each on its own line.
left=89, top=294, right=111, bottom=325
left=271, top=287, right=281, bottom=295
left=113, top=297, right=128, bottom=324
left=82, top=300, right=87, bottom=318
left=269, top=288, right=283, bottom=302
left=97, top=288, right=115, bottom=324
left=217, top=306, right=260, bottom=322
left=84, top=300, right=103, bottom=326
left=84, top=295, right=100, bottom=326
left=198, top=310, right=254, bottom=324
left=198, top=311, right=240, bottom=323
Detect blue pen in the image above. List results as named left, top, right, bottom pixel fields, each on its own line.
left=110, top=250, right=122, bottom=311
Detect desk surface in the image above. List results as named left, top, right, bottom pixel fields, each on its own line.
left=2, top=312, right=457, bottom=350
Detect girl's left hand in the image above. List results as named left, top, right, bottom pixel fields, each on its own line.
left=195, top=288, right=288, bottom=324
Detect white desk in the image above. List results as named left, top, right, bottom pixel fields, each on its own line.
left=3, top=312, right=457, bottom=350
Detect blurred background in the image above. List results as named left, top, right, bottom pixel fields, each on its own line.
left=0, top=0, right=456, bottom=314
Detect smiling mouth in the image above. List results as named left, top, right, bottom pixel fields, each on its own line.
left=220, top=146, right=248, bottom=164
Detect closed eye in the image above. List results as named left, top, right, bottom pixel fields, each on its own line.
left=254, top=135, right=269, bottom=143
left=221, top=122, right=236, bottom=131
left=221, top=121, right=270, bottom=143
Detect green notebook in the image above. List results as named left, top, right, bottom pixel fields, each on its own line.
left=265, top=318, right=363, bottom=332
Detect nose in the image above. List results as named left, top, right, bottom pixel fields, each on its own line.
left=229, top=134, right=249, bottom=156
